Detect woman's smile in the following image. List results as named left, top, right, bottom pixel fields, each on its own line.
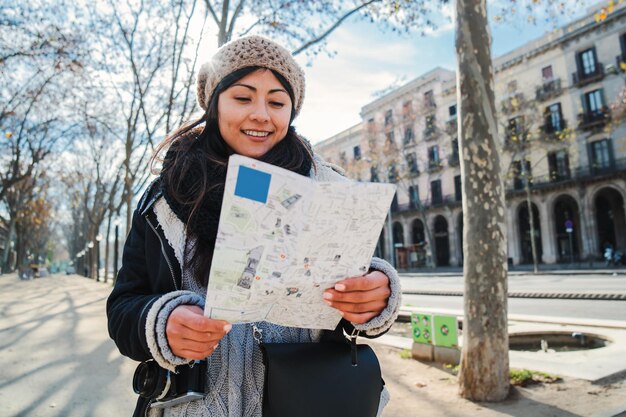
left=218, top=69, right=292, bottom=158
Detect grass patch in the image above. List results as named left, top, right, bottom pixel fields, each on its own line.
left=399, top=349, right=412, bottom=359
left=444, top=363, right=460, bottom=375
left=510, top=368, right=561, bottom=386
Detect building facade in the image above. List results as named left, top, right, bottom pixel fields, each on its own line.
left=314, top=4, right=626, bottom=268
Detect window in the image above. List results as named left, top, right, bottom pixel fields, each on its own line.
left=507, top=116, right=525, bottom=143
left=584, top=89, right=605, bottom=114
left=384, top=110, right=393, bottom=126
left=424, top=114, right=437, bottom=137
left=370, top=165, right=379, bottom=182
left=579, top=48, right=597, bottom=75
left=431, top=180, right=442, bottom=205
left=507, top=80, right=518, bottom=94
left=542, top=65, right=553, bottom=81
left=402, top=101, right=412, bottom=119
left=548, top=150, right=570, bottom=181
left=545, top=103, right=564, bottom=132
left=339, top=151, right=347, bottom=165
left=428, top=145, right=440, bottom=167
left=448, top=104, right=457, bottom=118
left=353, top=145, right=361, bottom=161
left=512, top=160, right=531, bottom=190
left=403, top=127, right=414, bottom=145
left=590, top=139, right=613, bottom=170
left=407, top=152, right=419, bottom=174
left=620, top=33, right=626, bottom=60
left=450, top=138, right=460, bottom=165
left=387, top=163, right=398, bottom=183
left=409, top=185, right=419, bottom=208
left=424, top=90, right=435, bottom=108
left=386, top=131, right=395, bottom=144
left=454, top=175, right=462, bottom=201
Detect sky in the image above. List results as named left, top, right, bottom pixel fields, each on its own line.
left=284, top=0, right=608, bottom=144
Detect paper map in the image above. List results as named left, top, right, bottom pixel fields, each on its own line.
left=204, top=155, right=396, bottom=330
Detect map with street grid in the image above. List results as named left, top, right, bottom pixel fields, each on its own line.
left=204, top=155, right=396, bottom=329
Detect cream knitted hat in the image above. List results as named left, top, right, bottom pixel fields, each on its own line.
left=197, top=35, right=305, bottom=116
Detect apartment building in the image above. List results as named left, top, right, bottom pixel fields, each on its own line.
left=314, top=3, right=626, bottom=268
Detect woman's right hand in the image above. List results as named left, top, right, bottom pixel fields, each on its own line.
left=166, top=305, right=232, bottom=360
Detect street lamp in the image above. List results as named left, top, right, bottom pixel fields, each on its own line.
left=87, top=242, right=94, bottom=278
left=95, top=234, right=102, bottom=281
left=113, top=218, right=121, bottom=284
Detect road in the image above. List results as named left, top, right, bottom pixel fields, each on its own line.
left=400, top=272, right=626, bottom=321
left=402, top=294, right=626, bottom=321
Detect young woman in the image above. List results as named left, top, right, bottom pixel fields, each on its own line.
left=107, top=35, right=401, bottom=417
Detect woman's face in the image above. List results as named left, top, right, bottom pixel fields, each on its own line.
left=217, top=69, right=292, bottom=158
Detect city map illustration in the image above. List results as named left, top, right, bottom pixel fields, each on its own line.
left=204, top=155, right=396, bottom=329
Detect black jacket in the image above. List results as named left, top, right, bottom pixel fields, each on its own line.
left=106, top=179, right=182, bottom=362
left=107, top=179, right=376, bottom=416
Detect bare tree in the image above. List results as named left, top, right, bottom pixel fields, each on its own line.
left=201, top=0, right=445, bottom=53
left=455, top=0, right=509, bottom=401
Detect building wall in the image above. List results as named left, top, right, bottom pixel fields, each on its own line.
left=315, top=3, right=626, bottom=268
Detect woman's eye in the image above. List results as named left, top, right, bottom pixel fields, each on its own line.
left=235, top=97, right=250, bottom=102
left=270, top=101, right=285, bottom=108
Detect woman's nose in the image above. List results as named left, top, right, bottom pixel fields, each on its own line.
left=249, top=102, right=270, bottom=122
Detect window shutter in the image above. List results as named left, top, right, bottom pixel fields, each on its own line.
left=600, top=88, right=607, bottom=108
left=575, top=51, right=583, bottom=77
left=620, top=33, right=626, bottom=58
left=587, top=142, right=594, bottom=170
left=544, top=107, right=552, bottom=131
left=607, top=138, right=615, bottom=166
left=580, top=93, right=588, bottom=114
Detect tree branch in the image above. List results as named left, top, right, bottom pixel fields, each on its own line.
left=291, top=0, right=380, bottom=56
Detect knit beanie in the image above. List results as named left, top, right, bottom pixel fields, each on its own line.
left=197, top=35, right=305, bottom=117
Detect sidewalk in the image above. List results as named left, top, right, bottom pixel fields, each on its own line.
left=1, top=273, right=625, bottom=417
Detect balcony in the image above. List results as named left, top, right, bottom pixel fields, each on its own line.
left=500, top=92, right=525, bottom=115
left=391, top=194, right=460, bottom=213
left=504, top=157, right=626, bottom=194
left=427, top=160, right=443, bottom=173
left=535, top=78, right=562, bottom=102
left=445, top=118, right=458, bottom=136
left=572, top=63, right=605, bottom=88
left=423, top=126, right=441, bottom=141
left=448, top=153, right=460, bottom=167
left=541, top=119, right=568, bottom=139
left=504, top=131, right=528, bottom=149
left=549, top=169, right=571, bottom=182
left=577, top=108, right=610, bottom=131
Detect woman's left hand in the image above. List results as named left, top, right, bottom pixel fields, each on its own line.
left=323, top=270, right=390, bottom=324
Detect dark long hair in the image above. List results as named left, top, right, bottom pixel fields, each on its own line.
left=151, top=66, right=314, bottom=287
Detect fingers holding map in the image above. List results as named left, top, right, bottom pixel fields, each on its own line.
left=203, top=155, right=396, bottom=330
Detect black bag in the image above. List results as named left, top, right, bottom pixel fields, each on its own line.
left=260, top=337, right=383, bottom=417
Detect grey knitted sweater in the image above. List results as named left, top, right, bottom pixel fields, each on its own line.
left=145, top=156, right=401, bottom=417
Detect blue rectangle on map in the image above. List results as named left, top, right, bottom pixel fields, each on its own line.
left=234, top=165, right=271, bottom=204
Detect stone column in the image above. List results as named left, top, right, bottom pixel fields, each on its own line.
left=447, top=209, right=459, bottom=266
left=507, top=203, right=519, bottom=265
left=538, top=198, right=556, bottom=264
left=579, top=187, right=597, bottom=259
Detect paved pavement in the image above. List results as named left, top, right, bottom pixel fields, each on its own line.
left=1, top=272, right=626, bottom=417
left=399, top=269, right=626, bottom=300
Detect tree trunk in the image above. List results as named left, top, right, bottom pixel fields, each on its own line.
left=104, top=212, right=112, bottom=283
left=2, top=217, right=16, bottom=273
left=456, top=0, right=509, bottom=401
